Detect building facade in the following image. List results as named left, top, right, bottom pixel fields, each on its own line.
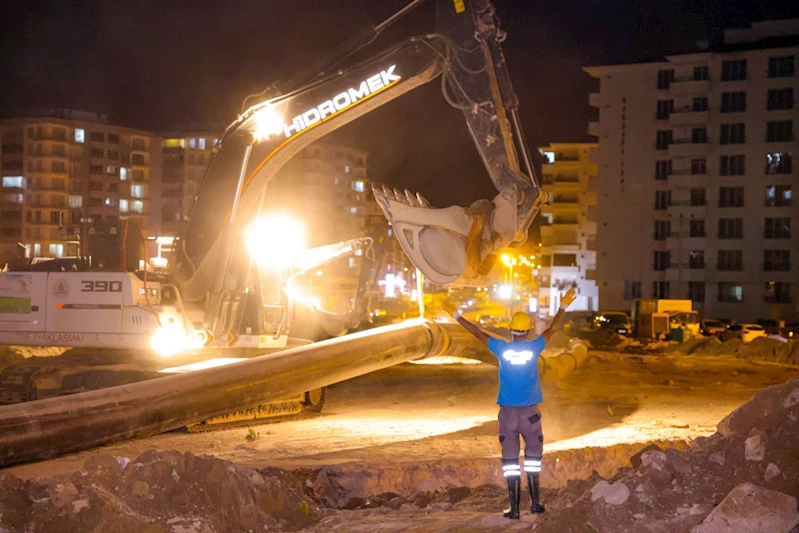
left=538, top=143, right=599, bottom=314
left=0, top=110, right=157, bottom=261
left=585, top=20, right=799, bottom=322
left=158, top=131, right=220, bottom=237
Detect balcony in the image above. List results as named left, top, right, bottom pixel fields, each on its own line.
left=669, top=110, right=709, bottom=127
left=589, top=92, right=600, bottom=108
left=668, top=171, right=705, bottom=188
left=552, top=217, right=579, bottom=226
left=669, top=78, right=710, bottom=96
left=552, top=195, right=579, bottom=204
left=668, top=140, right=709, bottom=158
left=588, top=121, right=599, bottom=137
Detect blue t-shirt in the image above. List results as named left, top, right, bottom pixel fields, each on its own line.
left=487, top=336, right=546, bottom=407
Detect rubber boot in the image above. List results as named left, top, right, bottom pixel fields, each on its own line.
left=502, top=476, right=521, bottom=520
left=527, top=472, right=545, bottom=513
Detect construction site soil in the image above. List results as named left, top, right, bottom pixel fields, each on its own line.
left=2, top=337, right=799, bottom=532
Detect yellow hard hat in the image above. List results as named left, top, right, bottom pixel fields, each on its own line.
left=510, top=312, right=532, bottom=331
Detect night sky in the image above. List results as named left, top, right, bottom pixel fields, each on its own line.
left=1, top=0, right=797, bottom=207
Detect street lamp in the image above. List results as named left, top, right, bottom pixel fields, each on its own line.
left=500, top=253, right=517, bottom=315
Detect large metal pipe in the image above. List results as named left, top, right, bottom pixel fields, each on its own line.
left=0, top=320, right=444, bottom=467
left=0, top=320, right=588, bottom=467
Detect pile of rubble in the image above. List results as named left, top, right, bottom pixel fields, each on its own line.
left=2, top=379, right=799, bottom=532
left=0, top=451, right=321, bottom=532
left=668, top=336, right=799, bottom=365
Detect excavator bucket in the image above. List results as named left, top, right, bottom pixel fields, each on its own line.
left=373, top=0, right=547, bottom=286
left=373, top=184, right=546, bottom=286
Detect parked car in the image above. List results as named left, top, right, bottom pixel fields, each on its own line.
left=701, top=318, right=727, bottom=336
left=722, top=324, right=767, bottom=343
left=478, top=315, right=497, bottom=328
left=756, top=319, right=787, bottom=336
left=594, top=311, right=632, bottom=335
left=669, top=311, right=701, bottom=336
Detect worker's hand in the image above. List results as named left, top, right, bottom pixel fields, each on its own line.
left=560, top=288, right=577, bottom=309
left=442, top=301, right=459, bottom=318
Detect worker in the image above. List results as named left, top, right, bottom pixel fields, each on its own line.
left=443, top=288, right=576, bottom=520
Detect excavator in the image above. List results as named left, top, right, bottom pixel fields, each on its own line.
left=0, top=0, right=545, bottom=426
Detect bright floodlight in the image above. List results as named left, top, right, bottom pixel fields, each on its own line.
left=252, top=105, right=284, bottom=141
left=245, top=213, right=307, bottom=267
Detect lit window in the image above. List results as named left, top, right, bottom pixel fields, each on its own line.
left=345, top=165, right=351, bottom=173
left=104, top=198, right=117, bottom=207
left=2, top=176, right=25, bottom=188
left=162, top=138, right=185, bottom=148
left=131, top=200, right=144, bottom=213
left=120, top=168, right=128, bottom=181
left=49, top=244, right=63, bottom=258
left=33, top=244, right=41, bottom=257
left=131, top=185, right=145, bottom=198
left=106, top=166, right=116, bottom=175
left=74, top=128, right=85, bottom=143
left=351, top=180, right=365, bottom=192
left=188, top=138, right=196, bottom=149
left=69, top=195, right=82, bottom=208
left=542, top=151, right=555, bottom=164
left=119, top=199, right=129, bottom=212
left=387, top=228, right=393, bottom=237
left=348, top=257, right=356, bottom=268
left=349, top=207, right=357, bottom=214
left=3, top=193, right=23, bottom=204
left=198, top=138, right=206, bottom=150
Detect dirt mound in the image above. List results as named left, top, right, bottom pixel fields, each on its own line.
left=306, top=379, right=799, bottom=532
left=0, top=451, right=321, bottom=533
left=668, top=336, right=799, bottom=365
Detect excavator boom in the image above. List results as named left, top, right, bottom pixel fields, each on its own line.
left=175, top=0, right=544, bottom=336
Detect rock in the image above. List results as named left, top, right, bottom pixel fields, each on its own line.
left=48, top=481, right=79, bottom=508
left=708, top=452, right=725, bottom=466
left=342, top=497, right=365, bottom=510
left=630, top=444, right=662, bottom=468
left=430, top=502, right=453, bottom=511
left=71, top=499, right=90, bottom=514
left=634, top=513, right=645, bottom=519
left=691, top=483, right=799, bottom=533
left=640, top=451, right=667, bottom=470
left=718, top=379, right=799, bottom=437
left=590, top=480, right=630, bottom=505
left=131, top=480, right=149, bottom=497
left=765, top=463, right=782, bottom=482
left=399, top=503, right=419, bottom=512
left=784, top=388, right=799, bottom=408
left=744, top=431, right=766, bottom=462
left=388, top=497, right=404, bottom=510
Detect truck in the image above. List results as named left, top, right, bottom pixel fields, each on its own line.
left=631, top=299, right=695, bottom=339
left=0, top=0, right=546, bottom=426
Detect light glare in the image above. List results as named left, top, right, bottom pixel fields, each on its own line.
left=245, top=213, right=307, bottom=267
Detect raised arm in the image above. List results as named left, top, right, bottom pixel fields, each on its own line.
left=540, top=288, right=576, bottom=342
left=442, top=301, right=490, bottom=346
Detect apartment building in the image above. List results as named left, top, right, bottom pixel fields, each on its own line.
left=538, top=143, right=599, bottom=314
left=585, top=20, right=799, bottom=322
left=0, top=109, right=157, bottom=261
left=158, top=130, right=220, bottom=237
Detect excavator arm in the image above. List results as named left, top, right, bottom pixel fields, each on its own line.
left=174, top=0, right=545, bottom=338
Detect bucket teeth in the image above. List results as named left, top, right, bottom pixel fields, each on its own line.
left=393, top=188, right=404, bottom=203
left=416, top=192, right=430, bottom=207
left=404, top=189, right=417, bottom=206
left=381, top=185, right=394, bottom=199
